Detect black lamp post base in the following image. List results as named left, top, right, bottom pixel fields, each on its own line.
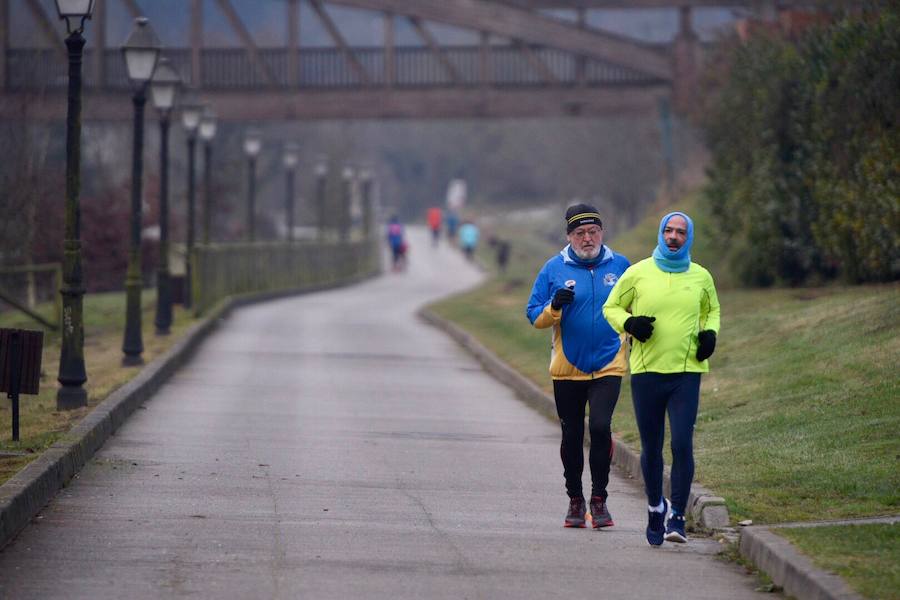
left=154, top=268, right=172, bottom=336
left=121, top=354, right=144, bottom=367
left=57, top=386, right=87, bottom=411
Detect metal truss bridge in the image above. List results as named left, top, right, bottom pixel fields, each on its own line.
left=1, top=0, right=819, bottom=120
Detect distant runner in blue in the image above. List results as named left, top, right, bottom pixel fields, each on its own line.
left=458, top=220, right=480, bottom=261
left=386, top=215, right=407, bottom=272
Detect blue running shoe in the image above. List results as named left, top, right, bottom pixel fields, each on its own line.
left=665, top=512, right=688, bottom=543
left=646, top=498, right=669, bottom=546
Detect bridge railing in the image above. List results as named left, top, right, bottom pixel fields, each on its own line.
left=5, top=45, right=663, bottom=91
left=191, top=239, right=381, bottom=317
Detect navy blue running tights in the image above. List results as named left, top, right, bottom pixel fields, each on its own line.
left=631, top=372, right=701, bottom=515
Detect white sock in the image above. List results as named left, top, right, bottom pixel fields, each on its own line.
left=648, top=500, right=666, bottom=513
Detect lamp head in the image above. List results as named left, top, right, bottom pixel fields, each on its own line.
left=314, top=156, right=328, bottom=178
left=199, top=107, right=217, bottom=141
left=283, top=142, right=299, bottom=169
left=243, top=129, right=262, bottom=158
left=150, top=57, right=181, bottom=114
left=55, top=0, right=94, bottom=35
left=180, top=88, right=203, bottom=133
left=121, top=17, right=161, bottom=85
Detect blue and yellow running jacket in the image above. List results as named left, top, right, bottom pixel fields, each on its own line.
left=526, top=245, right=630, bottom=380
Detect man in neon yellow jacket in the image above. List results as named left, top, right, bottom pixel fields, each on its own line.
left=602, top=211, right=720, bottom=546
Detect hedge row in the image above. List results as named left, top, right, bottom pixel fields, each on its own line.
left=700, top=8, right=899, bottom=285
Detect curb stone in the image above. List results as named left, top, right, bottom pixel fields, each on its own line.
left=418, top=307, right=872, bottom=600
left=0, top=271, right=377, bottom=551
left=740, top=527, right=863, bottom=600
left=739, top=516, right=899, bottom=600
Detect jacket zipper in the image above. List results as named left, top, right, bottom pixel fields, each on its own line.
left=590, top=269, right=595, bottom=380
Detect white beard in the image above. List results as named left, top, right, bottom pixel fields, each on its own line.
left=572, top=245, right=601, bottom=261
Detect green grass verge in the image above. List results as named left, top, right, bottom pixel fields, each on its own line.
left=0, top=291, right=197, bottom=484
left=776, top=523, right=900, bottom=600
left=445, top=205, right=900, bottom=524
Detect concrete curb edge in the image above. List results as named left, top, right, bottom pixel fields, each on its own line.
left=0, top=270, right=379, bottom=550
left=740, top=526, right=863, bottom=600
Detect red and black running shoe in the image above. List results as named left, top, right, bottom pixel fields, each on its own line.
left=564, top=496, right=587, bottom=528
left=589, top=496, right=614, bottom=528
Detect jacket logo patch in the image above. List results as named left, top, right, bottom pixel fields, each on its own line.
left=603, top=273, right=618, bottom=286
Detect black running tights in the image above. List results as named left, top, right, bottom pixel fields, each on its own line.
left=553, top=376, right=622, bottom=500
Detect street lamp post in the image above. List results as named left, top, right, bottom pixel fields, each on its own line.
left=150, top=57, right=180, bottom=336
left=341, top=166, right=355, bottom=241
left=120, top=16, right=160, bottom=367
left=54, top=0, right=94, bottom=410
left=199, top=107, right=217, bottom=244
left=314, top=158, right=327, bottom=243
left=282, top=142, right=299, bottom=242
left=243, top=129, right=262, bottom=242
left=179, top=89, right=202, bottom=310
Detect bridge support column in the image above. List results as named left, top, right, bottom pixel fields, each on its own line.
left=672, top=6, right=699, bottom=114
left=91, top=0, right=106, bottom=87
left=479, top=31, right=491, bottom=88
left=287, top=0, right=299, bottom=87
left=575, top=7, right=586, bottom=88
left=384, top=12, right=395, bottom=89
left=0, top=0, right=7, bottom=90
left=191, top=0, right=202, bottom=85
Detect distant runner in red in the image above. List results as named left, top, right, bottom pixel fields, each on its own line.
left=426, top=207, right=443, bottom=247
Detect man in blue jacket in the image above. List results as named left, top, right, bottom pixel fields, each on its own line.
left=526, top=204, right=630, bottom=528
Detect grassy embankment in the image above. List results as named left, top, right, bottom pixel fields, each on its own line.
left=0, top=291, right=196, bottom=483
left=431, top=194, right=899, bottom=599
left=778, top=523, right=899, bottom=600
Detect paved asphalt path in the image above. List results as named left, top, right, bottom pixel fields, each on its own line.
left=0, top=228, right=763, bottom=599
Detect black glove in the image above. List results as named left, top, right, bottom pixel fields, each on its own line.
left=551, top=287, right=575, bottom=310
left=696, top=330, right=717, bottom=361
left=624, top=316, right=655, bottom=343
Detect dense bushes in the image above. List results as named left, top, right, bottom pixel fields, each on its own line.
left=700, top=8, right=899, bottom=285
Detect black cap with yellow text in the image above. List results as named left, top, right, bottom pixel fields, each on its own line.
left=565, top=203, right=602, bottom=233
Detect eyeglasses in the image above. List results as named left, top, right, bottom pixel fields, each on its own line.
left=570, top=227, right=602, bottom=240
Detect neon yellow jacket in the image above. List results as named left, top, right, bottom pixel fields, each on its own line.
left=602, top=257, right=720, bottom=374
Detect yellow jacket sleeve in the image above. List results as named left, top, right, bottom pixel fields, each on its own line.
left=533, top=304, right=561, bottom=329
left=700, top=273, right=721, bottom=334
